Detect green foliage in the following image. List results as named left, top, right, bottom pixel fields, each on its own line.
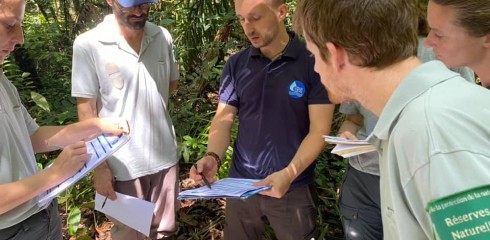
left=315, top=151, right=346, bottom=238
left=151, top=0, right=236, bottom=70
left=2, top=57, right=35, bottom=104
left=57, top=174, right=98, bottom=238
left=21, top=11, right=78, bottom=125
left=67, top=206, right=81, bottom=235
left=180, top=121, right=237, bottom=179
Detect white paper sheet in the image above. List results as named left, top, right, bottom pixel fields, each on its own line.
left=331, top=144, right=377, bottom=158
left=323, top=135, right=377, bottom=158
left=323, top=135, right=372, bottom=145
left=95, top=192, right=156, bottom=237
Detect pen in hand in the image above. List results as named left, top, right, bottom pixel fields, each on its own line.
left=49, top=143, right=87, bottom=169
left=102, top=176, right=116, bottom=208
left=194, top=163, right=212, bottom=189
left=101, top=196, right=108, bottom=208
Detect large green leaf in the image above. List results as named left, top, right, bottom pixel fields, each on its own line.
left=31, top=91, right=51, bottom=113
left=67, top=206, right=81, bottom=235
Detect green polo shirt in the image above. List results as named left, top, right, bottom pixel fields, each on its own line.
left=0, top=73, right=43, bottom=229
left=370, top=61, right=490, bottom=239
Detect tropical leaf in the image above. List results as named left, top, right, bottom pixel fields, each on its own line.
left=67, top=206, right=81, bottom=235
left=31, top=91, right=51, bottom=113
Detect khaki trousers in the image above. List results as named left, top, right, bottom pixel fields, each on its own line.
left=109, top=165, right=179, bottom=240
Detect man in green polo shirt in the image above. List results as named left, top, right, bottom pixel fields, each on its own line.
left=294, top=0, right=490, bottom=239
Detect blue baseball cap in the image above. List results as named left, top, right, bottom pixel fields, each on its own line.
left=116, top=0, right=157, bottom=8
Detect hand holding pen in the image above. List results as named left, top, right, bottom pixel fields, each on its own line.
left=49, top=143, right=87, bottom=170
left=194, top=163, right=212, bottom=189
left=49, top=141, right=89, bottom=181
left=94, top=162, right=118, bottom=209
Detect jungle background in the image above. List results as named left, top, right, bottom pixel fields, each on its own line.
left=4, top=0, right=429, bottom=239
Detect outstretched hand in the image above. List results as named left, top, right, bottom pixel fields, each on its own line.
left=44, top=117, right=130, bottom=150
left=254, top=168, right=293, bottom=199
left=82, top=117, right=130, bottom=141
left=99, top=117, right=130, bottom=136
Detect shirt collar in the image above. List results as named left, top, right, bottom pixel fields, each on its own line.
left=371, top=60, right=459, bottom=141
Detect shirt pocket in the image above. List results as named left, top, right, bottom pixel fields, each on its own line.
left=106, top=63, right=124, bottom=90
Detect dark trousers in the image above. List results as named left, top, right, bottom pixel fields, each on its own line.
left=224, top=184, right=319, bottom=240
left=339, top=165, right=383, bottom=240
left=0, top=200, right=62, bottom=240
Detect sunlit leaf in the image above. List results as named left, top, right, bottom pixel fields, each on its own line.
left=21, top=72, right=31, bottom=78
left=68, top=206, right=81, bottom=235
left=31, top=92, right=50, bottom=113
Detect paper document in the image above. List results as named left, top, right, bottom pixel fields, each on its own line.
left=323, top=135, right=377, bottom=158
left=331, top=144, right=377, bottom=158
left=95, top=192, right=155, bottom=237
left=38, top=134, right=130, bottom=207
left=178, top=178, right=271, bottom=200
left=323, top=135, right=372, bottom=145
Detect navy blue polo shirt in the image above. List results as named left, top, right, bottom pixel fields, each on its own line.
left=219, top=32, right=331, bottom=189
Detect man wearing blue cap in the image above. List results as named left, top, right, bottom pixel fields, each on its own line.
left=71, top=0, right=180, bottom=239
left=117, top=0, right=157, bottom=8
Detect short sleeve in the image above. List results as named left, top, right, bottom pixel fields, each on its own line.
left=71, top=36, right=100, bottom=99
left=22, top=105, right=39, bottom=135
left=218, top=59, right=239, bottom=107
left=162, top=28, right=180, bottom=81
left=6, top=80, right=40, bottom=135
left=307, top=62, right=331, bottom=105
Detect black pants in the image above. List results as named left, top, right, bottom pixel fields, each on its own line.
left=339, top=165, right=383, bottom=240
left=0, top=200, right=62, bottom=240
left=224, top=184, right=319, bottom=240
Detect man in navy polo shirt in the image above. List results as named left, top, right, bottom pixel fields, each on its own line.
left=189, top=0, right=334, bottom=239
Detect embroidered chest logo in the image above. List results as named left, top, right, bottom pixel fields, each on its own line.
left=288, top=80, right=306, bottom=99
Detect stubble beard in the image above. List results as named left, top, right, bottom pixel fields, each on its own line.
left=250, top=32, right=274, bottom=49
left=116, top=11, right=148, bottom=30
left=124, top=17, right=146, bottom=30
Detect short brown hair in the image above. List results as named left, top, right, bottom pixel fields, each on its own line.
left=431, top=0, right=490, bottom=37
left=262, top=0, right=285, bottom=8
left=293, top=0, right=418, bottom=69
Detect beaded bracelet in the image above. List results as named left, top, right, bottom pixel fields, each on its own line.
left=205, top=152, right=221, bottom=169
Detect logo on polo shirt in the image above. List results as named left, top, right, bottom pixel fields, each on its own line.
left=289, top=80, right=306, bottom=99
